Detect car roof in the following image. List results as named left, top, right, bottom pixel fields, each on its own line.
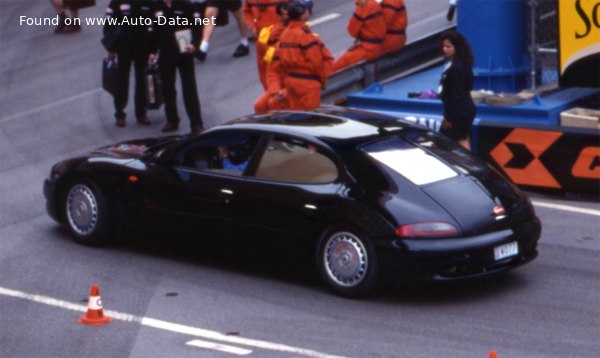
left=217, top=107, right=413, bottom=148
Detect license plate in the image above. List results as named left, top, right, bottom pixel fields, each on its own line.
left=494, top=241, right=519, bottom=261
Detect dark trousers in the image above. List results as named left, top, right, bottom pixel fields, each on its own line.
left=159, top=54, right=202, bottom=127
left=114, top=50, right=148, bottom=119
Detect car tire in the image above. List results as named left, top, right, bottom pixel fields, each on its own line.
left=316, top=228, right=378, bottom=298
left=64, top=181, right=112, bottom=246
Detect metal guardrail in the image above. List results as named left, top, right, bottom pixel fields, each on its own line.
left=322, top=26, right=455, bottom=104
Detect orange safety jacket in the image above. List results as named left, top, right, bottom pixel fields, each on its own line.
left=262, top=22, right=287, bottom=94
left=381, top=0, right=407, bottom=53
left=278, top=21, right=333, bottom=85
left=348, top=0, right=387, bottom=49
left=257, top=19, right=287, bottom=88
left=265, top=53, right=285, bottom=95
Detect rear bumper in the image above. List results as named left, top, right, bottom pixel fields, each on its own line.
left=378, top=218, right=541, bottom=280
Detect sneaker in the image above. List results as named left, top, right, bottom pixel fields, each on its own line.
left=195, top=50, right=207, bottom=62
left=232, top=44, right=250, bottom=58
left=161, top=122, right=179, bottom=132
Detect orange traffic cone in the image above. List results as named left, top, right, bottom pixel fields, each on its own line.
left=78, top=283, right=111, bottom=326
left=489, top=351, right=498, bottom=358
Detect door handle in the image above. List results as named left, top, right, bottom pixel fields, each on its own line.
left=304, top=204, right=318, bottom=211
left=220, top=189, right=234, bottom=195
left=220, top=189, right=234, bottom=204
left=303, top=203, right=319, bottom=220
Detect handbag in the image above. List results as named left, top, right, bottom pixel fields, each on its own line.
left=102, top=58, right=119, bottom=97
left=145, top=62, right=164, bottom=110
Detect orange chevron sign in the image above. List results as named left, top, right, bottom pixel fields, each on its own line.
left=572, top=146, right=600, bottom=179
left=490, top=128, right=563, bottom=188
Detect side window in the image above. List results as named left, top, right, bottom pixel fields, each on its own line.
left=180, top=134, right=258, bottom=176
left=255, top=138, right=338, bottom=184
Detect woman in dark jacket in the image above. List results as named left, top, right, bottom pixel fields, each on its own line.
left=439, top=31, right=476, bottom=150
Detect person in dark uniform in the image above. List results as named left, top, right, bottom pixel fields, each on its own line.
left=150, top=0, right=204, bottom=133
left=439, top=31, right=476, bottom=150
left=104, top=0, right=156, bottom=127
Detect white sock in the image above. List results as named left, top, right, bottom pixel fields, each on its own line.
left=200, top=41, right=209, bottom=52
left=240, top=38, right=249, bottom=47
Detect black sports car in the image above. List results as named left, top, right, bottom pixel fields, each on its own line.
left=44, top=108, right=541, bottom=297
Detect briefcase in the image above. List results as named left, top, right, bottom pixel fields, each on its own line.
left=145, top=62, right=163, bottom=110
left=102, top=58, right=119, bottom=97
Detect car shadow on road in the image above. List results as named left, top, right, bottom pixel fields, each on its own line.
left=119, top=230, right=323, bottom=289
left=373, top=272, right=529, bottom=304
left=49, top=225, right=531, bottom=303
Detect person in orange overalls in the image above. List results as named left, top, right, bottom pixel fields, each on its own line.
left=244, top=0, right=286, bottom=88
left=254, top=51, right=289, bottom=113
left=254, top=4, right=290, bottom=113
left=381, top=0, right=407, bottom=54
left=331, top=0, right=386, bottom=73
left=278, top=0, right=333, bottom=111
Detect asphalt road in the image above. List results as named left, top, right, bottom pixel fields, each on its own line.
left=1, top=1, right=599, bottom=357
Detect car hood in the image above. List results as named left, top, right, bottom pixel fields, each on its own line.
left=91, top=136, right=183, bottom=159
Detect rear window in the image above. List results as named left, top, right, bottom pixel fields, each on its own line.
left=361, top=136, right=458, bottom=185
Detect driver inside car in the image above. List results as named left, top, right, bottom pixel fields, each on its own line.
left=218, top=146, right=249, bottom=172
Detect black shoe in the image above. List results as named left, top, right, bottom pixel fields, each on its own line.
left=54, top=13, right=68, bottom=33
left=161, top=122, right=179, bottom=132
left=191, top=124, right=204, bottom=134
left=115, top=116, right=126, bottom=127
left=195, top=50, right=207, bottom=62
left=54, top=22, right=68, bottom=34
left=232, top=44, right=249, bottom=58
left=137, top=116, right=151, bottom=126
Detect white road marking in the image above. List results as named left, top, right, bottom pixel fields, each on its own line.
left=0, top=286, right=348, bottom=358
left=0, top=88, right=102, bottom=124
left=308, top=13, right=341, bottom=27
left=531, top=200, right=600, bottom=217
left=186, top=339, right=252, bottom=355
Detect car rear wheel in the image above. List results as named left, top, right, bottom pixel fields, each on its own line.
left=64, top=181, right=111, bottom=246
left=317, top=229, right=378, bottom=298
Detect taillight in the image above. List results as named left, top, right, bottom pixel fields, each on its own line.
left=493, top=205, right=505, bottom=216
left=396, top=222, right=458, bottom=238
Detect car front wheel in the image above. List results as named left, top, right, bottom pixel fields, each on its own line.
left=317, top=228, right=378, bottom=298
left=64, top=181, right=111, bottom=246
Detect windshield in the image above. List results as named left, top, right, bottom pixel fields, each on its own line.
left=361, top=136, right=458, bottom=185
